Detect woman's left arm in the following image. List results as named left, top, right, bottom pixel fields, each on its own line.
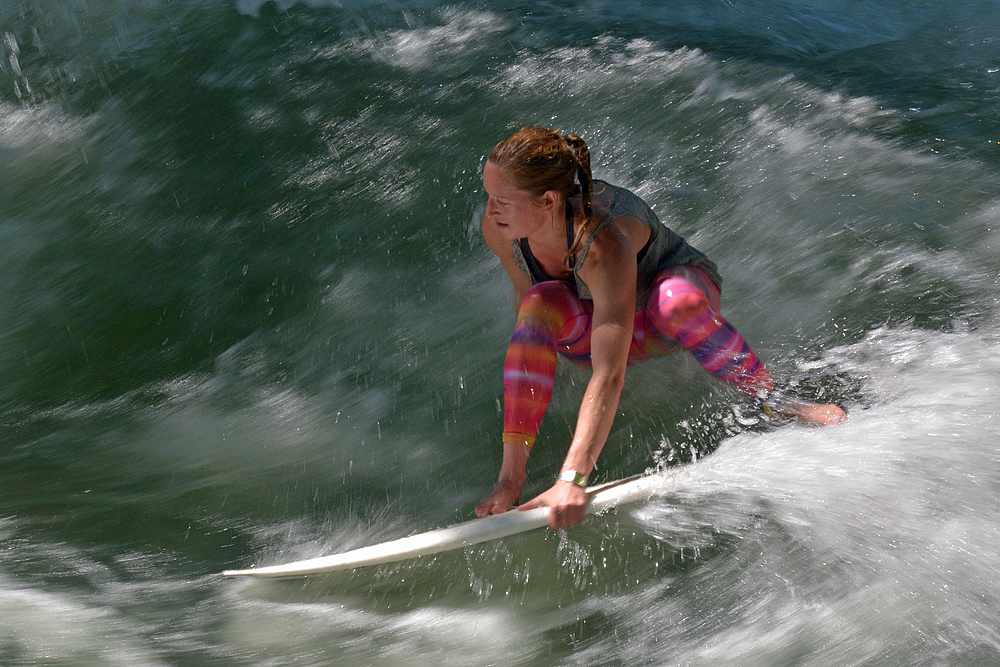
left=518, top=225, right=637, bottom=530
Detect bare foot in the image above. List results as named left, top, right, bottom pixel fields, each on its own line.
left=784, top=401, right=847, bottom=425
left=475, top=478, right=524, bottom=518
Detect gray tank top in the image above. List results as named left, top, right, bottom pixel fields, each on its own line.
left=511, top=181, right=722, bottom=308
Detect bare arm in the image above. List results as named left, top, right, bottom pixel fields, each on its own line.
left=474, top=213, right=535, bottom=518
left=518, top=224, right=637, bottom=529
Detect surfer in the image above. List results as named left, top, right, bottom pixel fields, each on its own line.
left=475, top=126, right=846, bottom=531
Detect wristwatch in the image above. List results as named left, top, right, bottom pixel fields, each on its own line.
left=557, top=470, right=589, bottom=488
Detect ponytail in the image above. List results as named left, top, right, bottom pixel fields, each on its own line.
left=562, top=133, right=595, bottom=270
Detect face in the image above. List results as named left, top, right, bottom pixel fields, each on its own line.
left=482, top=161, right=556, bottom=241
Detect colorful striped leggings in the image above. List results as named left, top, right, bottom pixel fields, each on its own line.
left=502, top=267, right=776, bottom=447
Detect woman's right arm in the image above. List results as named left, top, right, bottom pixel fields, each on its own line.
left=475, top=214, right=534, bottom=517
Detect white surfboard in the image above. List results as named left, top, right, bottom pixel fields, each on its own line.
left=222, top=469, right=679, bottom=579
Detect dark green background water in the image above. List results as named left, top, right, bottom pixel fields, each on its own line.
left=2, top=1, right=1000, bottom=664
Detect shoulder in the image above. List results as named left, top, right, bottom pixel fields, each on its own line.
left=577, top=220, right=637, bottom=279
left=586, top=182, right=656, bottom=235
left=576, top=223, right=637, bottom=312
left=605, top=183, right=657, bottom=220
left=582, top=208, right=650, bottom=266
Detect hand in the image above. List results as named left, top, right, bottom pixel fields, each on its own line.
left=475, top=477, right=524, bottom=518
left=519, top=481, right=589, bottom=531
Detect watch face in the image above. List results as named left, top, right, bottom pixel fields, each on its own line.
left=558, top=471, right=588, bottom=487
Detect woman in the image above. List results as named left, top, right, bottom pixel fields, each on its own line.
left=475, top=126, right=846, bottom=531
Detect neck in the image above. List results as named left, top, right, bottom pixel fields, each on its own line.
left=524, top=197, right=566, bottom=247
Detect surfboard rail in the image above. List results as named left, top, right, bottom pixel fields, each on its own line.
left=222, top=469, right=676, bottom=578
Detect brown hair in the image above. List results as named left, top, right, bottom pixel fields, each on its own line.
left=487, top=126, right=595, bottom=269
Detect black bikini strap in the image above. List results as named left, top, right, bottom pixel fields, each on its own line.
left=565, top=200, right=575, bottom=269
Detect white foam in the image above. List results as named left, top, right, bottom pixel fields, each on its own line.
left=221, top=588, right=538, bottom=665
left=348, top=9, right=507, bottom=72
left=0, top=584, right=168, bottom=665
left=616, top=325, right=1000, bottom=664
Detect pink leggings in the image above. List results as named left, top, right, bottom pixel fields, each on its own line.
left=502, top=267, right=776, bottom=447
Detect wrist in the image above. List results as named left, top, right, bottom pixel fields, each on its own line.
left=497, top=474, right=526, bottom=488
left=498, top=442, right=531, bottom=484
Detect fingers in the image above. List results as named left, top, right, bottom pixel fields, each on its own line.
left=476, top=479, right=524, bottom=517
left=517, top=486, right=588, bottom=530
left=476, top=499, right=512, bottom=517
left=489, top=484, right=587, bottom=529
left=548, top=505, right=564, bottom=531
left=549, top=508, right=581, bottom=531
left=517, top=497, right=541, bottom=511
left=548, top=504, right=585, bottom=531
left=474, top=498, right=496, bottom=517
left=517, top=495, right=561, bottom=529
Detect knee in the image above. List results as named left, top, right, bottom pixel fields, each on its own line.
left=650, top=277, right=711, bottom=326
left=519, top=281, right=577, bottom=315
left=517, top=281, right=591, bottom=343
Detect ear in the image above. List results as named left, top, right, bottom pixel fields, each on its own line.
left=539, top=189, right=560, bottom=212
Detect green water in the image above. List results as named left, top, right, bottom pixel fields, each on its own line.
left=3, top=1, right=1000, bottom=664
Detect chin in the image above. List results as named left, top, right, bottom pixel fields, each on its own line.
left=494, top=222, right=515, bottom=240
